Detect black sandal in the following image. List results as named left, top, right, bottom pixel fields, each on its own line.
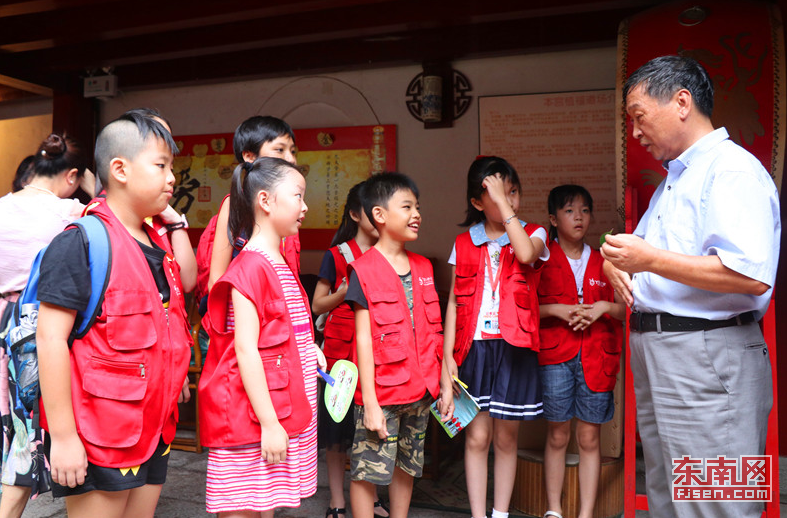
left=374, top=499, right=390, bottom=517
left=325, top=507, right=346, bottom=518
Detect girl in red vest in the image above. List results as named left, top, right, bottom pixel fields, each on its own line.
left=311, top=181, right=388, bottom=518
left=199, top=157, right=326, bottom=517
left=439, top=156, right=549, bottom=518
left=537, top=185, right=624, bottom=518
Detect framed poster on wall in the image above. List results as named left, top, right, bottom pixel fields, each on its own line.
left=171, top=124, right=396, bottom=249
left=480, top=90, right=623, bottom=460
left=478, top=90, right=618, bottom=246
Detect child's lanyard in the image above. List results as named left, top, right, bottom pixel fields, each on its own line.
left=483, top=244, right=504, bottom=302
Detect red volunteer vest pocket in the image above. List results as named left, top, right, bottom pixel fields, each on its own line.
left=513, top=290, right=537, bottom=332
left=537, top=262, right=568, bottom=303
left=323, top=309, right=355, bottom=364
left=373, top=336, right=410, bottom=387
left=424, top=289, right=441, bottom=324
left=368, top=290, right=411, bottom=387
left=249, top=356, right=293, bottom=421
left=80, top=356, right=147, bottom=447
left=104, top=291, right=157, bottom=351
left=368, top=290, right=406, bottom=327
left=259, top=300, right=289, bottom=348
left=255, top=300, right=296, bottom=419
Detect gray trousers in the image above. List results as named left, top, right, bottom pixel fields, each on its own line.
left=630, top=322, right=772, bottom=518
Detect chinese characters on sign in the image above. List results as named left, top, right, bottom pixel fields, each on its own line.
left=171, top=125, right=397, bottom=249
left=170, top=133, right=236, bottom=229
left=296, top=125, right=396, bottom=249
left=479, top=91, right=618, bottom=244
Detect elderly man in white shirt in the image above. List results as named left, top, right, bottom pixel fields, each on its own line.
left=602, top=55, right=780, bottom=518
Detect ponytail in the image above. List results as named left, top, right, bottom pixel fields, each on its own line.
left=229, top=161, right=254, bottom=246
left=330, top=180, right=366, bottom=247
left=228, top=156, right=298, bottom=245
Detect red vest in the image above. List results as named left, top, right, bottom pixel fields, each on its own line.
left=452, top=227, right=544, bottom=365
left=199, top=249, right=312, bottom=447
left=283, top=234, right=301, bottom=276
left=322, top=240, right=363, bottom=369
left=40, top=200, right=192, bottom=467
left=349, top=248, right=442, bottom=406
left=537, top=242, right=622, bottom=392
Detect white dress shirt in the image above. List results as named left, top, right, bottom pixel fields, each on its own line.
left=632, top=127, right=781, bottom=320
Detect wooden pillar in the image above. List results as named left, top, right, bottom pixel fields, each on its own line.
left=776, top=0, right=787, bottom=457
left=52, top=74, right=98, bottom=201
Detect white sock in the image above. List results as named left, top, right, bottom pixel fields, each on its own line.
left=491, top=509, right=509, bottom=518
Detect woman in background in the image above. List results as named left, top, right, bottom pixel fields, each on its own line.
left=0, top=134, right=90, bottom=518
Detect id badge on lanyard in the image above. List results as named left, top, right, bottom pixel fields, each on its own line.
left=481, top=244, right=503, bottom=339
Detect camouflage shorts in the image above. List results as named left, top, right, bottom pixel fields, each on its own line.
left=350, top=396, right=431, bottom=484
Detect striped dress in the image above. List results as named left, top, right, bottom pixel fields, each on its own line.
left=206, top=248, right=318, bottom=513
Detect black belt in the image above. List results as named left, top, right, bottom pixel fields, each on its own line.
left=629, top=311, right=757, bottom=333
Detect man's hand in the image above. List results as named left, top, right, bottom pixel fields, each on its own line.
left=601, top=258, right=634, bottom=308
left=601, top=233, right=658, bottom=274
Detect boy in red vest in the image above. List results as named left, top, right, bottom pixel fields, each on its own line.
left=36, top=113, right=192, bottom=518
left=344, top=172, right=442, bottom=518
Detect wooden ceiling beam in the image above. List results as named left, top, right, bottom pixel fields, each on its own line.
left=109, top=5, right=639, bottom=89
left=0, top=0, right=109, bottom=18
left=0, top=1, right=660, bottom=93
left=0, top=1, right=657, bottom=78
left=0, top=1, right=449, bottom=72
left=0, top=73, right=52, bottom=96
left=0, top=0, right=394, bottom=48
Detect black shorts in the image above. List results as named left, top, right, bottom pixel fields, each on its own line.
left=47, top=436, right=171, bottom=497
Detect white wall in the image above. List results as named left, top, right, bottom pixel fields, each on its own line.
left=98, top=47, right=618, bottom=288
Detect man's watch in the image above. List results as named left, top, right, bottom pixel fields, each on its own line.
left=166, top=213, right=189, bottom=232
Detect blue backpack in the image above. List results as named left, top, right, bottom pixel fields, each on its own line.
left=1, top=215, right=111, bottom=411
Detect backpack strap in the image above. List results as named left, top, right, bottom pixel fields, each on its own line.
left=336, top=242, right=357, bottom=264
left=70, top=215, right=112, bottom=339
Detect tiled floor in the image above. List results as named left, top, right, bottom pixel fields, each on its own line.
left=22, top=448, right=468, bottom=518
left=20, top=450, right=787, bottom=517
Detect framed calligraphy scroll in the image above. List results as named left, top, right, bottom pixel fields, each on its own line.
left=479, top=90, right=619, bottom=246
left=296, top=124, right=396, bottom=249
left=171, top=125, right=396, bottom=249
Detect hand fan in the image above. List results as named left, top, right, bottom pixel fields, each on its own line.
left=318, top=359, right=358, bottom=422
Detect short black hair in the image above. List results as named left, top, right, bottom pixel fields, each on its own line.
left=233, top=116, right=295, bottom=163
left=624, top=55, right=714, bottom=118
left=94, top=112, right=178, bottom=187
left=547, top=184, right=593, bottom=241
left=122, top=107, right=171, bottom=130
left=362, top=172, right=419, bottom=229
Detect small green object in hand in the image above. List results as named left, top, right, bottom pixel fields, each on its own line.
left=600, top=229, right=614, bottom=246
